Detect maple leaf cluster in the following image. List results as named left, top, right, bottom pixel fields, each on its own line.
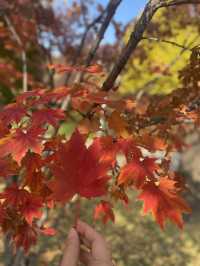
left=0, top=51, right=200, bottom=252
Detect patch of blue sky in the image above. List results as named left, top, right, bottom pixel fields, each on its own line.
left=53, top=0, right=147, bottom=43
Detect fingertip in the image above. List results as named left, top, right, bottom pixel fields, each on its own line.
left=76, top=220, right=103, bottom=245
left=61, top=228, right=80, bottom=266
left=76, top=219, right=85, bottom=233
left=68, top=227, right=78, bottom=238
left=66, top=227, right=80, bottom=247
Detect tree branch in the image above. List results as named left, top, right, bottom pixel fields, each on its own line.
left=102, top=0, right=200, bottom=91
left=74, top=11, right=105, bottom=60
left=83, top=0, right=122, bottom=67
left=4, top=14, right=28, bottom=92
left=158, top=0, right=200, bottom=7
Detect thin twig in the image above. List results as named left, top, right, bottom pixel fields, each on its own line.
left=62, top=0, right=122, bottom=110
left=74, top=195, right=81, bottom=226
left=64, top=9, right=105, bottom=85
left=141, top=36, right=193, bottom=51
left=136, top=35, right=199, bottom=92
left=4, top=14, right=28, bottom=92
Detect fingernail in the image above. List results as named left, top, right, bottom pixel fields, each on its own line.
left=68, top=227, right=77, bottom=237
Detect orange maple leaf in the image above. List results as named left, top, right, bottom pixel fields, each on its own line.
left=108, top=110, right=129, bottom=138
left=138, top=177, right=191, bottom=229
left=94, top=200, right=115, bottom=224
left=0, top=127, right=44, bottom=165
left=118, top=138, right=142, bottom=162
left=118, top=158, right=158, bottom=188
left=90, top=136, right=118, bottom=167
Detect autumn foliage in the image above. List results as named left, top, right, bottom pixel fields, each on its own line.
left=0, top=56, right=199, bottom=251
left=0, top=0, right=200, bottom=255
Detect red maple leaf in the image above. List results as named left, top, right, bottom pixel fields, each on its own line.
left=0, top=157, right=17, bottom=178
left=0, top=127, right=44, bottom=164
left=32, top=108, right=65, bottom=127
left=21, top=153, right=46, bottom=192
left=14, top=223, right=38, bottom=253
left=94, top=200, right=115, bottom=224
left=138, top=177, right=191, bottom=229
left=86, top=64, right=103, bottom=73
left=48, top=63, right=103, bottom=74
left=39, top=226, right=56, bottom=236
left=38, top=87, right=70, bottom=104
left=90, top=136, right=118, bottom=167
left=14, top=223, right=55, bottom=252
left=38, top=184, right=54, bottom=207
left=0, top=184, right=43, bottom=225
left=0, top=103, right=27, bottom=126
left=23, top=170, right=44, bottom=193
left=20, top=195, right=43, bottom=225
left=16, top=89, right=45, bottom=106
left=22, top=153, right=43, bottom=174
left=0, top=203, right=6, bottom=223
left=48, top=130, right=110, bottom=202
left=0, top=183, right=29, bottom=207
left=0, top=120, right=9, bottom=138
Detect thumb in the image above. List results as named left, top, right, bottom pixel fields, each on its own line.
left=60, top=228, right=80, bottom=266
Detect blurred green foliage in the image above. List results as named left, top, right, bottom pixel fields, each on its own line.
left=120, top=8, right=200, bottom=94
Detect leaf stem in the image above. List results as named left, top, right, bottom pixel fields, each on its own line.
left=74, top=195, right=81, bottom=226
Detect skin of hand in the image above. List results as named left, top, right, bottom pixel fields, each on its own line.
left=60, top=220, right=113, bottom=266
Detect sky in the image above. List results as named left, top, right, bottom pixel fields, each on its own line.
left=53, top=0, right=148, bottom=43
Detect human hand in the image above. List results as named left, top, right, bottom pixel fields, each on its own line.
left=60, top=220, right=113, bottom=266
left=60, top=227, right=80, bottom=266
left=76, top=220, right=113, bottom=266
